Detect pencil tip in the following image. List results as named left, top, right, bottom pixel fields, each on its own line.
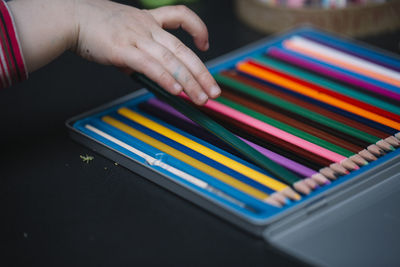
left=270, top=192, right=288, bottom=206
left=311, top=173, right=330, bottom=185
left=349, top=154, right=368, bottom=166
left=293, top=181, right=311, bottom=196
left=304, top=177, right=318, bottom=189
left=263, top=197, right=282, bottom=208
left=281, top=187, right=302, bottom=200
left=376, top=140, right=394, bottom=152
left=319, top=167, right=337, bottom=180
left=367, top=144, right=384, bottom=157
left=330, top=163, right=349, bottom=175
left=385, top=136, right=400, bottom=148
left=358, top=149, right=377, bottom=162
left=341, top=159, right=359, bottom=171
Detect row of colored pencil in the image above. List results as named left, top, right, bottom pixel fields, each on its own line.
left=169, top=33, right=399, bottom=206
left=82, top=32, right=400, bottom=211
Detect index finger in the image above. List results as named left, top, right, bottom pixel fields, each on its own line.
left=148, top=5, right=209, bottom=51
left=152, top=30, right=221, bottom=99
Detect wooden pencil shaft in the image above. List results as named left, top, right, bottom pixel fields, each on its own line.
left=102, top=116, right=270, bottom=200
left=140, top=98, right=318, bottom=178
left=257, top=55, right=400, bottom=116
left=199, top=105, right=333, bottom=168
left=249, top=58, right=400, bottom=123
left=138, top=102, right=246, bottom=159
left=267, top=48, right=400, bottom=107
left=283, top=37, right=400, bottom=90
left=237, top=61, right=400, bottom=130
left=216, top=72, right=381, bottom=143
left=221, top=70, right=391, bottom=139
left=132, top=73, right=301, bottom=185
left=215, top=116, right=325, bottom=170
left=217, top=93, right=355, bottom=157
left=221, top=89, right=365, bottom=153
left=85, top=124, right=255, bottom=211
left=119, top=107, right=291, bottom=192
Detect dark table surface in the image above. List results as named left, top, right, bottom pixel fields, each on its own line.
left=1, top=0, right=399, bottom=266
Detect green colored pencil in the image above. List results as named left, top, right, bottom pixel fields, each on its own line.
left=217, top=96, right=354, bottom=157
left=214, top=74, right=380, bottom=144
left=255, top=56, right=400, bottom=116
left=131, top=73, right=303, bottom=187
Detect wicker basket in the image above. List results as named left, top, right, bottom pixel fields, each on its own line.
left=235, top=0, right=400, bottom=36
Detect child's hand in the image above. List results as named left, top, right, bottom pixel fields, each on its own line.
left=9, top=0, right=221, bottom=104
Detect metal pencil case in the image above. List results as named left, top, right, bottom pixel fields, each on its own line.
left=67, top=26, right=400, bottom=266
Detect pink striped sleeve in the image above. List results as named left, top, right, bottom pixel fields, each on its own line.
left=0, top=0, right=28, bottom=89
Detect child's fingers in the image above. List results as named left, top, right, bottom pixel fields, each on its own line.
left=152, top=30, right=221, bottom=99
left=135, top=37, right=208, bottom=105
left=148, top=5, right=209, bottom=51
left=121, top=46, right=183, bottom=96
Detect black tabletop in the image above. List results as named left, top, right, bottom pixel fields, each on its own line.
left=1, top=1, right=399, bottom=266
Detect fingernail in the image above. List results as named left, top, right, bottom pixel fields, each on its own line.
left=197, top=92, right=208, bottom=104
left=173, top=83, right=183, bottom=94
left=209, top=85, right=221, bottom=98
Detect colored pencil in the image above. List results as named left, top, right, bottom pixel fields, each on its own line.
left=220, top=88, right=369, bottom=167
left=256, top=55, right=400, bottom=116
left=84, top=124, right=262, bottom=209
left=218, top=72, right=395, bottom=154
left=215, top=72, right=381, bottom=145
left=101, top=116, right=287, bottom=206
left=138, top=99, right=244, bottom=158
left=221, top=89, right=365, bottom=155
left=283, top=36, right=400, bottom=88
left=114, top=112, right=283, bottom=195
left=236, top=60, right=400, bottom=130
left=202, top=109, right=328, bottom=169
left=227, top=68, right=394, bottom=153
left=140, top=98, right=322, bottom=179
left=250, top=56, right=400, bottom=133
left=216, top=95, right=355, bottom=159
left=193, top=97, right=336, bottom=167
left=267, top=47, right=400, bottom=103
left=299, top=33, right=400, bottom=72
left=132, top=73, right=310, bottom=196
left=118, top=106, right=303, bottom=198
left=213, top=96, right=360, bottom=171
left=191, top=95, right=347, bottom=163
left=250, top=57, right=400, bottom=122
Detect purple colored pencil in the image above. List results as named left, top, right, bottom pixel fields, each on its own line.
left=146, top=97, right=317, bottom=178
left=267, top=47, right=400, bottom=102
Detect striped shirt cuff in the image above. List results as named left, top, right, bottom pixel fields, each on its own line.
left=0, top=0, right=28, bottom=89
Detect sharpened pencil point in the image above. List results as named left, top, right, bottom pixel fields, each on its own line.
left=395, top=132, right=400, bottom=140
left=385, top=136, right=400, bottom=147
left=367, top=144, right=385, bottom=157
left=263, top=197, right=282, bottom=208
left=281, top=187, right=302, bottom=200
left=376, top=140, right=395, bottom=152
left=319, top=167, right=337, bottom=180
left=330, top=163, right=349, bottom=175
left=341, top=159, right=359, bottom=171
left=270, top=192, right=287, bottom=206
left=304, top=177, right=318, bottom=189
left=311, top=173, right=330, bottom=185
left=350, top=154, right=368, bottom=166
left=358, top=149, right=377, bottom=162
left=293, top=180, right=311, bottom=195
